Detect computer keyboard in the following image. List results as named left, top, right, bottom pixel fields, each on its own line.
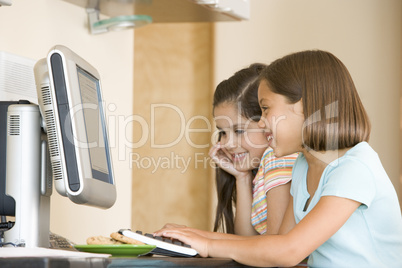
left=118, top=229, right=198, bottom=257
left=49, top=232, right=77, bottom=251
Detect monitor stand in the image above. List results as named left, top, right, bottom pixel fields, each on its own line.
left=3, top=103, right=52, bottom=248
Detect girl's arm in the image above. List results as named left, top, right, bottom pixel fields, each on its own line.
left=265, top=182, right=291, bottom=235
left=278, top=195, right=296, bottom=235
left=260, top=150, right=296, bottom=235
left=233, top=172, right=259, bottom=236
left=161, top=196, right=361, bottom=267
left=209, top=143, right=258, bottom=235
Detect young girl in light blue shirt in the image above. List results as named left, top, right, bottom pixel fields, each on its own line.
left=156, top=50, right=402, bottom=267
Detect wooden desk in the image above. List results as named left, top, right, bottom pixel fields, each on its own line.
left=0, top=256, right=308, bottom=267
left=0, top=256, right=249, bottom=267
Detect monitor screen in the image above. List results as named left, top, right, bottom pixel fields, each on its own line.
left=76, top=66, right=112, bottom=184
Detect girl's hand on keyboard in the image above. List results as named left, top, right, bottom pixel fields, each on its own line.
left=159, top=228, right=209, bottom=258
left=153, top=223, right=188, bottom=237
left=154, top=226, right=210, bottom=239
left=155, top=226, right=243, bottom=241
left=161, top=223, right=187, bottom=229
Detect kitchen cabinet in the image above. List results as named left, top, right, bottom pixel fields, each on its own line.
left=64, top=0, right=249, bottom=23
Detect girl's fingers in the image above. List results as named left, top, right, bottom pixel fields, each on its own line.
left=209, top=143, right=240, bottom=175
left=154, top=227, right=186, bottom=237
left=160, top=223, right=186, bottom=230
left=209, top=144, right=230, bottom=163
left=208, top=143, right=222, bottom=159
left=161, top=229, right=208, bottom=257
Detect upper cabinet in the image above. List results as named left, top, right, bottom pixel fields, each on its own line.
left=64, top=0, right=250, bottom=23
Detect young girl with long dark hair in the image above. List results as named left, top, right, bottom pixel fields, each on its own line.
left=211, top=63, right=298, bottom=235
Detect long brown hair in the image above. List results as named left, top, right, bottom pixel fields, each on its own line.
left=259, top=50, right=370, bottom=151
left=212, top=63, right=266, bottom=233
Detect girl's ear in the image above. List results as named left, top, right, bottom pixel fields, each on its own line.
left=293, top=98, right=303, bottom=115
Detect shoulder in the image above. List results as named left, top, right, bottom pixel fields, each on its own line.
left=261, top=148, right=298, bottom=171
left=262, top=150, right=299, bottom=192
left=260, top=147, right=275, bottom=164
left=322, top=142, right=381, bottom=207
left=326, top=142, right=377, bottom=178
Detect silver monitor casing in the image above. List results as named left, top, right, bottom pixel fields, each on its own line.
left=3, top=45, right=115, bottom=247
left=35, top=45, right=116, bottom=209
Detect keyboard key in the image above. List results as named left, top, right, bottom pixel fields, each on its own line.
left=145, top=233, right=154, bottom=238
left=173, top=240, right=183, bottom=246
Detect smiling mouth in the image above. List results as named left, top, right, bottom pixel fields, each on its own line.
left=265, top=132, right=273, bottom=142
left=232, top=152, right=248, bottom=162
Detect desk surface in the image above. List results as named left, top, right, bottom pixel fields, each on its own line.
left=0, top=256, right=308, bottom=268
left=0, top=256, right=249, bottom=268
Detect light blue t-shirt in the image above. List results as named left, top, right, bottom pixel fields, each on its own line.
left=291, top=142, right=402, bottom=268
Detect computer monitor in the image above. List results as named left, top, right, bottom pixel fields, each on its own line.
left=34, top=45, right=116, bottom=209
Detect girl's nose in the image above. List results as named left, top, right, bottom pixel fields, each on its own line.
left=223, top=133, right=237, bottom=149
left=258, top=117, right=266, bottom=129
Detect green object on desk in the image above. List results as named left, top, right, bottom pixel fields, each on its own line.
left=74, top=244, right=156, bottom=257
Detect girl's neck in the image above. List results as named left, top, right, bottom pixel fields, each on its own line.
left=302, top=147, right=351, bottom=205
left=302, top=147, right=350, bottom=170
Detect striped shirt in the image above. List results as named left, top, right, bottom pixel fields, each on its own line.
left=251, top=148, right=298, bottom=234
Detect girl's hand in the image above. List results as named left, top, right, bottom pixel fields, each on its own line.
left=154, top=226, right=209, bottom=238
left=160, top=223, right=187, bottom=229
left=158, top=228, right=209, bottom=258
left=209, top=142, right=251, bottom=180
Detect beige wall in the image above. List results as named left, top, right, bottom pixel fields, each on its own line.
left=132, top=23, right=214, bottom=232
left=0, top=0, right=133, bottom=244
left=213, top=0, right=402, bottom=207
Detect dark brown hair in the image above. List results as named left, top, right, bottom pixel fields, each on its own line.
left=259, top=50, right=370, bottom=151
left=212, top=63, right=266, bottom=233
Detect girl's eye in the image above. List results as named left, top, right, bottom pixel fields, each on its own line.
left=261, top=106, right=269, bottom=113
left=235, top=129, right=245, bottom=135
left=217, top=130, right=225, bottom=142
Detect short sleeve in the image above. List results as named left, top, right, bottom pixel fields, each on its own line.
left=263, top=152, right=298, bottom=194
left=321, top=159, right=376, bottom=208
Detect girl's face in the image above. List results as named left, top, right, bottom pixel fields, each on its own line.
left=214, top=102, right=268, bottom=172
left=257, top=80, right=304, bottom=157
